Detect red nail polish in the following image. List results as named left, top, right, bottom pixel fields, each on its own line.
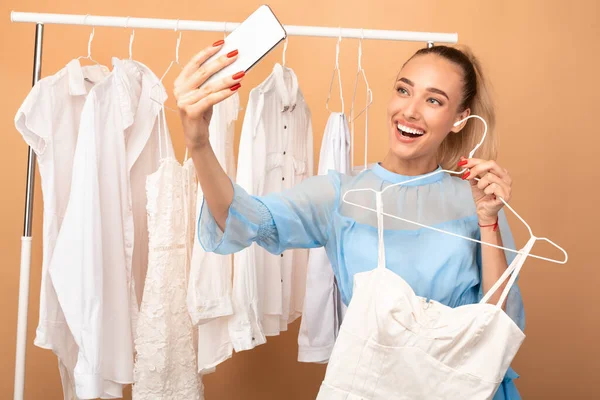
left=227, top=49, right=239, bottom=58
left=232, top=71, right=245, bottom=80
left=461, top=171, right=470, bottom=180
left=230, top=83, right=241, bottom=91
left=212, top=39, right=225, bottom=47
left=457, top=159, right=468, bottom=167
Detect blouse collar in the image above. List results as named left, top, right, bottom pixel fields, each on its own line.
left=371, top=162, right=446, bottom=186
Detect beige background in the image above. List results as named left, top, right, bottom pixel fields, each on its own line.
left=1, top=0, right=598, bottom=398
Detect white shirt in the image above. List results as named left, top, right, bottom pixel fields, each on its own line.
left=14, top=59, right=110, bottom=400
left=233, top=63, right=313, bottom=347
left=298, top=112, right=350, bottom=363
left=187, top=93, right=239, bottom=372
left=49, top=58, right=172, bottom=399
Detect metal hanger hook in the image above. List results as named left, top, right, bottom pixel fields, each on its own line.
left=125, top=17, right=135, bottom=60
left=335, top=27, right=342, bottom=69
left=174, top=19, right=182, bottom=64
left=358, top=28, right=364, bottom=70
left=83, top=14, right=95, bottom=59
left=282, top=36, right=288, bottom=66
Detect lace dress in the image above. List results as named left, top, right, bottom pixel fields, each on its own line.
left=132, top=154, right=202, bottom=400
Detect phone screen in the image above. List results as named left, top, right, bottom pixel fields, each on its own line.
left=200, top=5, right=287, bottom=89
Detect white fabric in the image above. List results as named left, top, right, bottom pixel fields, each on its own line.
left=14, top=59, right=110, bottom=400
left=317, top=192, right=531, bottom=400
left=233, top=63, right=313, bottom=348
left=49, top=58, right=172, bottom=399
left=133, top=106, right=203, bottom=399
left=187, top=93, right=239, bottom=373
left=298, top=112, right=350, bottom=363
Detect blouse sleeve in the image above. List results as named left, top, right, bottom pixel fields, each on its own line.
left=198, top=171, right=339, bottom=256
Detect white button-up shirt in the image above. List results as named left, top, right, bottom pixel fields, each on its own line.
left=233, top=63, right=313, bottom=348
left=187, top=93, right=239, bottom=373
left=298, top=112, right=350, bottom=363
left=14, top=59, right=110, bottom=400
left=49, top=58, right=172, bottom=399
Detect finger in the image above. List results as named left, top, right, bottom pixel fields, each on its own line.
left=180, top=42, right=225, bottom=79
left=181, top=86, right=242, bottom=119
left=476, top=172, right=505, bottom=191
left=483, top=182, right=506, bottom=199
left=178, top=72, right=244, bottom=108
left=464, top=160, right=507, bottom=181
left=182, top=51, right=239, bottom=94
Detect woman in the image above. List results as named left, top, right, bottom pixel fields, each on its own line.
left=174, top=42, right=523, bottom=399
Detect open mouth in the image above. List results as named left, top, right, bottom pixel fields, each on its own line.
left=397, top=123, right=426, bottom=138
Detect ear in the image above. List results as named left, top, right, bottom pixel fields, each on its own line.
left=450, top=108, right=471, bottom=133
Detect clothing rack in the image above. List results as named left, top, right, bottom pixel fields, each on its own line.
left=9, top=10, right=458, bottom=400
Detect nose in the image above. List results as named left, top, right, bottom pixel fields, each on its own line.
left=403, top=98, right=421, bottom=121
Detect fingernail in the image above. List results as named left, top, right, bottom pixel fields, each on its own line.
left=232, top=71, right=245, bottom=80
left=461, top=171, right=470, bottom=180
left=212, top=39, right=225, bottom=47
left=230, top=83, right=241, bottom=91
left=457, top=159, right=468, bottom=167
left=227, top=49, right=239, bottom=58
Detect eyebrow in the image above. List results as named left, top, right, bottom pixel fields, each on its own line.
left=398, top=77, right=450, bottom=101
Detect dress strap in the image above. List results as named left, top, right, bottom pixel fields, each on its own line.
left=376, top=191, right=386, bottom=269
left=480, top=236, right=537, bottom=307
left=156, top=107, right=170, bottom=160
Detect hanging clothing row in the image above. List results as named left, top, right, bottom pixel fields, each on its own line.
left=14, top=45, right=366, bottom=397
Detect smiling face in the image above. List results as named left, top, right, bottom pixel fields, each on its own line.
left=386, top=53, right=471, bottom=171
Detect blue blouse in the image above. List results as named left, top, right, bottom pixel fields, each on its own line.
left=199, top=163, right=524, bottom=399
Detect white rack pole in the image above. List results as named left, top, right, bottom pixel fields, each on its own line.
left=11, top=11, right=458, bottom=43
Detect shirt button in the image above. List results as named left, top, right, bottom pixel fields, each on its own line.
left=282, top=177, right=285, bottom=181
left=284, top=125, right=287, bottom=129
left=280, top=254, right=284, bottom=257
left=283, top=151, right=286, bottom=155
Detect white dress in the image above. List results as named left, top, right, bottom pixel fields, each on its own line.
left=316, top=192, right=532, bottom=399
left=133, top=111, right=203, bottom=399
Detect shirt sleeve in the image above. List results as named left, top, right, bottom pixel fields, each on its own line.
left=14, top=81, right=52, bottom=156
left=48, top=92, right=104, bottom=398
left=198, top=171, right=339, bottom=256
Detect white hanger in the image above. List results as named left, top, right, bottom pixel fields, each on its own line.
left=77, top=15, right=100, bottom=66
left=325, top=27, right=345, bottom=113
left=349, top=28, right=373, bottom=171
left=125, top=16, right=135, bottom=60
left=150, top=19, right=183, bottom=112
left=342, top=115, right=568, bottom=265
left=282, top=36, right=288, bottom=66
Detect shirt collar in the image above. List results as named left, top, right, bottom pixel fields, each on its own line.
left=66, top=59, right=88, bottom=96
left=371, top=162, right=446, bottom=186
left=271, top=63, right=299, bottom=112
left=66, top=59, right=110, bottom=96
left=111, top=57, right=166, bottom=171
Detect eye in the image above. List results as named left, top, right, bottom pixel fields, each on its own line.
left=427, top=97, right=443, bottom=106
left=396, top=86, right=409, bottom=95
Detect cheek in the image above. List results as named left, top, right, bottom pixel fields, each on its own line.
left=423, top=109, right=453, bottom=134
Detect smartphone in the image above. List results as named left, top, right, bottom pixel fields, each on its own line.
left=200, top=5, right=287, bottom=89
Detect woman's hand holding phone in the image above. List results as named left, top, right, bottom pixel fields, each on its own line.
left=173, top=41, right=244, bottom=150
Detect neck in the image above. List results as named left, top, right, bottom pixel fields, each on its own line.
left=380, top=152, right=439, bottom=176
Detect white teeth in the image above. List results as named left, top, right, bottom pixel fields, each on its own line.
left=397, top=123, right=425, bottom=135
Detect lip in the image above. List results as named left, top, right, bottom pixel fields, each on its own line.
left=395, top=120, right=426, bottom=132
left=394, top=119, right=426, bottom=143
left=395, top=128, right=422, bottom=143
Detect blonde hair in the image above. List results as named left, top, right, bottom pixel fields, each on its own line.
left=406, top=45, right=498, bottom=172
